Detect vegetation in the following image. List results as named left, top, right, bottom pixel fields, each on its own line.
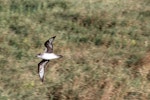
left=0, top=0, right=150, bottom=99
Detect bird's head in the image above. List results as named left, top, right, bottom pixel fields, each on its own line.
left=36, top=53, right=42, bottom=57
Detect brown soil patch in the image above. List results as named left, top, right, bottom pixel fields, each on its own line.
left=139, top=52, right=150, bottom=79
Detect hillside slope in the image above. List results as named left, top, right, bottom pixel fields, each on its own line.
left=0, top=0, right=150, bottom=99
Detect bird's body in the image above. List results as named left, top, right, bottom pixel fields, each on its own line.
left=37, top=36, right=62, bottom=82
left=37, top=53, right=61, bottom=60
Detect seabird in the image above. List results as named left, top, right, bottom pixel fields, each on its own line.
left=37, top=36, right=62, bottom=82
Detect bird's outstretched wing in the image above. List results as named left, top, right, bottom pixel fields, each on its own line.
left=44, top=36, right=56, bottom=53
left=38, top=59, right=49, bottom=82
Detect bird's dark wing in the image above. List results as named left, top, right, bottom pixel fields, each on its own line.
left=38, top=59, right=49, bottom=82
left=44, top=36, right=56, bottom=53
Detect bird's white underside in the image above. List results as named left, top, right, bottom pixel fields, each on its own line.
left=37, top=53, right=60, bottom=60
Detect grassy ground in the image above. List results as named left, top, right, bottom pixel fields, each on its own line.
left=0, top=0, right=150, bottom=100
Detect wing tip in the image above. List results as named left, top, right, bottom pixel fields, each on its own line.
left=50, top=36, right=56, bottom=40
left=53, top=36, right=56, bottom=38
left=41, top=78, right=44, bottom=82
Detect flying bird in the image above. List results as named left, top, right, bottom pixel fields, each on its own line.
left=37, top=36, right=62, bottom=82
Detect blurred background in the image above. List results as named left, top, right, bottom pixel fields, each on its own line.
left=0, top=0, right=150, bottom=99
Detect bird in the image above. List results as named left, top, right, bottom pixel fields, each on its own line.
left=37, top=36, right=62, bottom=82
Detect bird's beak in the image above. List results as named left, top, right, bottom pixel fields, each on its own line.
left=36, top=53, right=41, bottom=57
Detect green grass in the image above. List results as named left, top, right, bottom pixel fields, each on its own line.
left=0, top=0, right=150, bottom=100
